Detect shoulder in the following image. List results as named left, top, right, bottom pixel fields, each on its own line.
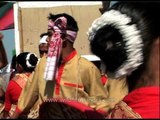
left=78, top=57, right=97, bottom=69
left=7, top=80, right=18, bottom=90
left=79, top=57, right=100, bottom=74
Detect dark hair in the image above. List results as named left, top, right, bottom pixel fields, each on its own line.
left=48, top=13, right=79, bottom=32
left=90, top=2, right=160, bottom=79
left=11, top=54, right=17, bottom=70
left=16, top=52, right=38, bottom=72
left=40, top=32, right=49, bottom=38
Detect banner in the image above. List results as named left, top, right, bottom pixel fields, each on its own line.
left=0, top=2, right=14, bottom=30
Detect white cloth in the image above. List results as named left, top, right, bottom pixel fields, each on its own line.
left=81, top=55, right=100, bottom=61
left=39, top=35, right=48, bottom=45
left=0, top=64, right=12, bottom=92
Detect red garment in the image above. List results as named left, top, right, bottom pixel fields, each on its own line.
left=123, top=86, right=160, bottom=118
left=4, top=80, right=22, bottom=112
left=15, top=50, right=78, bottom=114
left=101, top=75, right=107, bottom=85
left=4, top=73, right=30, bottom=112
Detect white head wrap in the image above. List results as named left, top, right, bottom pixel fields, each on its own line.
left=39, top=35, right=48, bottom=45
left=26, top=53, right=37, bottom=68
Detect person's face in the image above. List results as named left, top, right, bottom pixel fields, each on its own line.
left=39, top=43, right=49, bottom=58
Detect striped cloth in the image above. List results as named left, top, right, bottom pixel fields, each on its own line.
left=0, top=2, right=14, bottom=30
left=44, top=16, right=78, bottom=81
left=44, top=17, right=66, bottom=81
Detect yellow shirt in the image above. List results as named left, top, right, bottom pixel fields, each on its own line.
left=16, top=51, right=111, bottom=115
left=104, top=77, right=128, bottom=109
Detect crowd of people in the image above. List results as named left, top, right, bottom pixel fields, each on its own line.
left=0, top=1, right=159, bottom=119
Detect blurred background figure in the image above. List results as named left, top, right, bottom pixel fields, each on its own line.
left=3, top=52, right=38, bottom=119
left=0, top=32, right=13, bottom=118
left=0, top=32, right=8, bottom=68
left=39, top=33, right=49, bottom=58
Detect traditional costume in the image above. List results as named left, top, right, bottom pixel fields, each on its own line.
left=87, top=6, right=160, bottom=118
left=15, top=15, right=113, bottom=118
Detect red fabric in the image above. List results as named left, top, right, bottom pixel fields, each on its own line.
left=15, top=106, right=22, bottom=114
left=123, top=86, right=160, bottom=118
left=101, top=75, right=107, bottom=85
left=14, top=73, right=30, bottom=88
left=64, top=82, right=84, bottom=88
left=55, top=63, right=65, bottom=95
left=4, top=73, right=30, bottom=112
left=0, top=8, right=14, bottom=30
left=4, top=80, right=22, bottom=112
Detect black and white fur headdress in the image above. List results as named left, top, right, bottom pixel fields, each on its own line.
left=87, top=10, right=144, bottom=78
